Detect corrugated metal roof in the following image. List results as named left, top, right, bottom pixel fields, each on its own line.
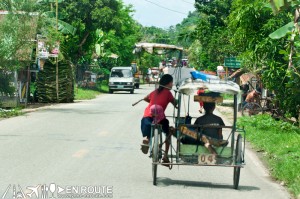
left=134, top=42, right=183, bottom=54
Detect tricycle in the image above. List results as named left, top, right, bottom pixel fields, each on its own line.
left=149, top=76, right=246, bottom=189
left=133, top=43, right=246, bottom=189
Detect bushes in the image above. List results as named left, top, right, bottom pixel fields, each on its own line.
left=0, top=108, right=23, bottom=118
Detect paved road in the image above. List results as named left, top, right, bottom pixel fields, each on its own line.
left=0, top=85, right=291, bottom=199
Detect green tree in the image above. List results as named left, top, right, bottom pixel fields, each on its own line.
left=227, top=0, right=300, bottom=118
left=266, top=0, right=300, bottom=118
left=0, top=0, right=38, bottom=70
left=190, top=0, right=234, bottom=70
left=59, top=0, right=141, bottom=75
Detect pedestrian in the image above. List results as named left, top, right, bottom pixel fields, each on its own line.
left=244, top=88, right=261, bottom=106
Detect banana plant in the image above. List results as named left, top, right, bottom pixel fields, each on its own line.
left=269, top=0, right=300, bottom=120
left=38, top=0, right=76, bottom=36
left=269, top=0, right=300, bottom=71
left=269, top=0, right=300, bottom=39
left=41, top=11, right=76, bottom=35
left=95, top=29, right=109, bottom=58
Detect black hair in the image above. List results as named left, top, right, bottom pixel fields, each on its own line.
left=157, top=74, right=173, bottom=93
left=203, top=102, right=216, bottom=114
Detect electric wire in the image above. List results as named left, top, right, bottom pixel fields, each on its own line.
left=144, top=0, right=188, bottom=15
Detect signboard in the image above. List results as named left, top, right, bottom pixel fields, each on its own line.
left=224, top=57, right=241, bottom=69
left=37, top=35, right=60, bottom=59
left=37, top=39, right=60, bottom=59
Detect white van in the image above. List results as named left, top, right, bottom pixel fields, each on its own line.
left=108, top=67, right=135, bottom=94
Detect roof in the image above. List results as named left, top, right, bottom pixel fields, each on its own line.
left=200, top=70, right=217, bottom=75
left=111, top=66, right=132, bottom=70
left=134, top=42, right=183, bottom=54
left=109, top=53, right=118, bottom=59
left=229, top=68, right=246, bottom=79
left=178, top=78, right=240, bottom=95
left=240, top=73, right=256, bottom=84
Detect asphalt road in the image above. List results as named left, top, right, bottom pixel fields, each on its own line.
left=0, top=85, right=291, bottom=199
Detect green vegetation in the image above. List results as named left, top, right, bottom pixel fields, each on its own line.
left=0, top=0, right=142, bottom=103
left=74, top=82, right=108, bottom=100
left=0, top=108, right=23, bottom=118
left=221, top=93, right=233, bottom=100
left=74, top=88, right=101, bottom=100
left=99, top=84, right=109, bottom=93
left=238, top=115, right=300, bottom=196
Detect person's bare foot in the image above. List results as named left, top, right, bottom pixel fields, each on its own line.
left=169, top=126, right=175, bottom=135
left=162, top=156, right=170, bottom=167
left=140, top=139, right=149, bottom=154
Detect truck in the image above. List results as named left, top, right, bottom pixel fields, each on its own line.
left=131, top=62, right=140, bottom=89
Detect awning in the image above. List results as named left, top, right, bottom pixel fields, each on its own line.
left=109, top=53, right=118, bottom=59
left=178, top=79, right=240, bottom=95
left=133, top=42, right=183, bottom=54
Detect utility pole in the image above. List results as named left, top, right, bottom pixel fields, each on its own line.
left=55, top=0, right=59, bottom=102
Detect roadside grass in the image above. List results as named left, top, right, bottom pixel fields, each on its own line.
left=99, top=84, right=109, bottom=93
left=237, top=114, right=300, bottom=197
left=0, top=108, right=24, bottom=118
left=74, top=88, right=101, bottom=100
left=74, top=83, right=109, bottom=100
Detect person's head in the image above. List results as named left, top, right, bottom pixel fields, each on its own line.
left=203, top=102, right=216, bottom=114
left=158, top=74, right=173, bottom=92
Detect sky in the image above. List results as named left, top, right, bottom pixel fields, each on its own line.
left=122, top=0, right=196, bottom=29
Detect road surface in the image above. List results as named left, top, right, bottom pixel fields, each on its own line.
left=0, top=85, right=291, bottom=199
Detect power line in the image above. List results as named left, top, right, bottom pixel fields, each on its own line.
left=144, top=0, right=187, bottom=15
left=181, top=0, right=194, bottom=5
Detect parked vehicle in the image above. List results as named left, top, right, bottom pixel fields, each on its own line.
left=108, top=67, right=134, bottom=94
left=131, top=62, right=140, bottom=89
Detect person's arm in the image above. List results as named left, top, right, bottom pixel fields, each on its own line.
left=167, top=91, right=178, bottom=108
left=171, top=98, right=178, bottom=108
left=245, top=91, right=253, bottom=102
left=143, top=95, right=150, bottom=103
left=218, top=129, right=223, bottom=140
left=219, top=118, right=225, bottom=139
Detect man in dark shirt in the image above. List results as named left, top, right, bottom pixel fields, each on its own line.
left=194, top=102, right=225, bottom=139
left=194, top=102, right=227, bottom=154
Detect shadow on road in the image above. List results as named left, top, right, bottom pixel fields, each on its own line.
left=157, top=177, right=260, bottom=191
left=44, top=108, right=123, bottom=115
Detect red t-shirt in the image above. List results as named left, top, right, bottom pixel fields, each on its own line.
left=143, top=89, right=174, bottom=118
